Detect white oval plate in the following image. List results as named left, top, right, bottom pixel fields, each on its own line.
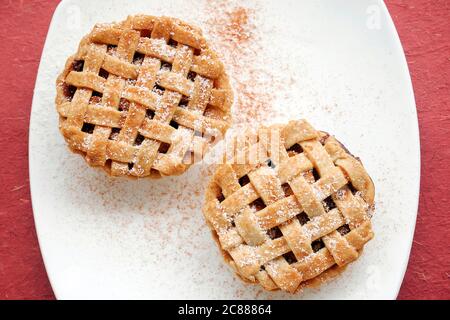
left=30, top=0, right=420, bottom=299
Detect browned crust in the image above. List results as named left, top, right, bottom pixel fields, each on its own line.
left=55, top=15, right=233, bottom=178
left=202, top=120, right=375, bottom=294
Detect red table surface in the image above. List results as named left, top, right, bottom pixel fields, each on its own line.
left=0, top=0, right=448, bottom=300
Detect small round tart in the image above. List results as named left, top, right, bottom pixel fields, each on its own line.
left=203, top=120, right=375, bottom=293
left=56, top=15, right=233, bottom=178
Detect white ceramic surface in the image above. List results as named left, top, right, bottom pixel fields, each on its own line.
left=29, top=0, right=420, bottom=299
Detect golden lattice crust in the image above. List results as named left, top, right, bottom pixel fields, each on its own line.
left=203, top=120, right=375, bottom=293
left=56, top=15, right=233, bottom=178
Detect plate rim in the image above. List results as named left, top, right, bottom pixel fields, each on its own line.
left=29, top=0, right=68, bottom=300
left=379, top=0, right=421, bottom=299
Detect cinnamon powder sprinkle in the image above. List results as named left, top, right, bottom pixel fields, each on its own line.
left=223, top=7, right=252, bottom=43
left=203, top=1, right=286, bottom=125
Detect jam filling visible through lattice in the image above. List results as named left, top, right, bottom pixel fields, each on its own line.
left=56, top=15, right=233, bottom=178
left=203, top=120, right=375, bottom=293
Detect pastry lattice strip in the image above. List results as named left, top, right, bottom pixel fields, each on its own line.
left=204, top=120, right=375, bottom=293
left=56, top=15, right=232, bottom=177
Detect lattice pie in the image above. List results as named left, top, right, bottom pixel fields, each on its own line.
left=203, top=120, right=375, bottom=293
left=56, top=15, right=233, bottom=178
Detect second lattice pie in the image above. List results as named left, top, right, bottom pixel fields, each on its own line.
left=203, top=120, right=375, bottom=293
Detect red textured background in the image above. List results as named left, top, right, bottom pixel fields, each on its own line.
left=0, top=0, right=448, bottom=300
